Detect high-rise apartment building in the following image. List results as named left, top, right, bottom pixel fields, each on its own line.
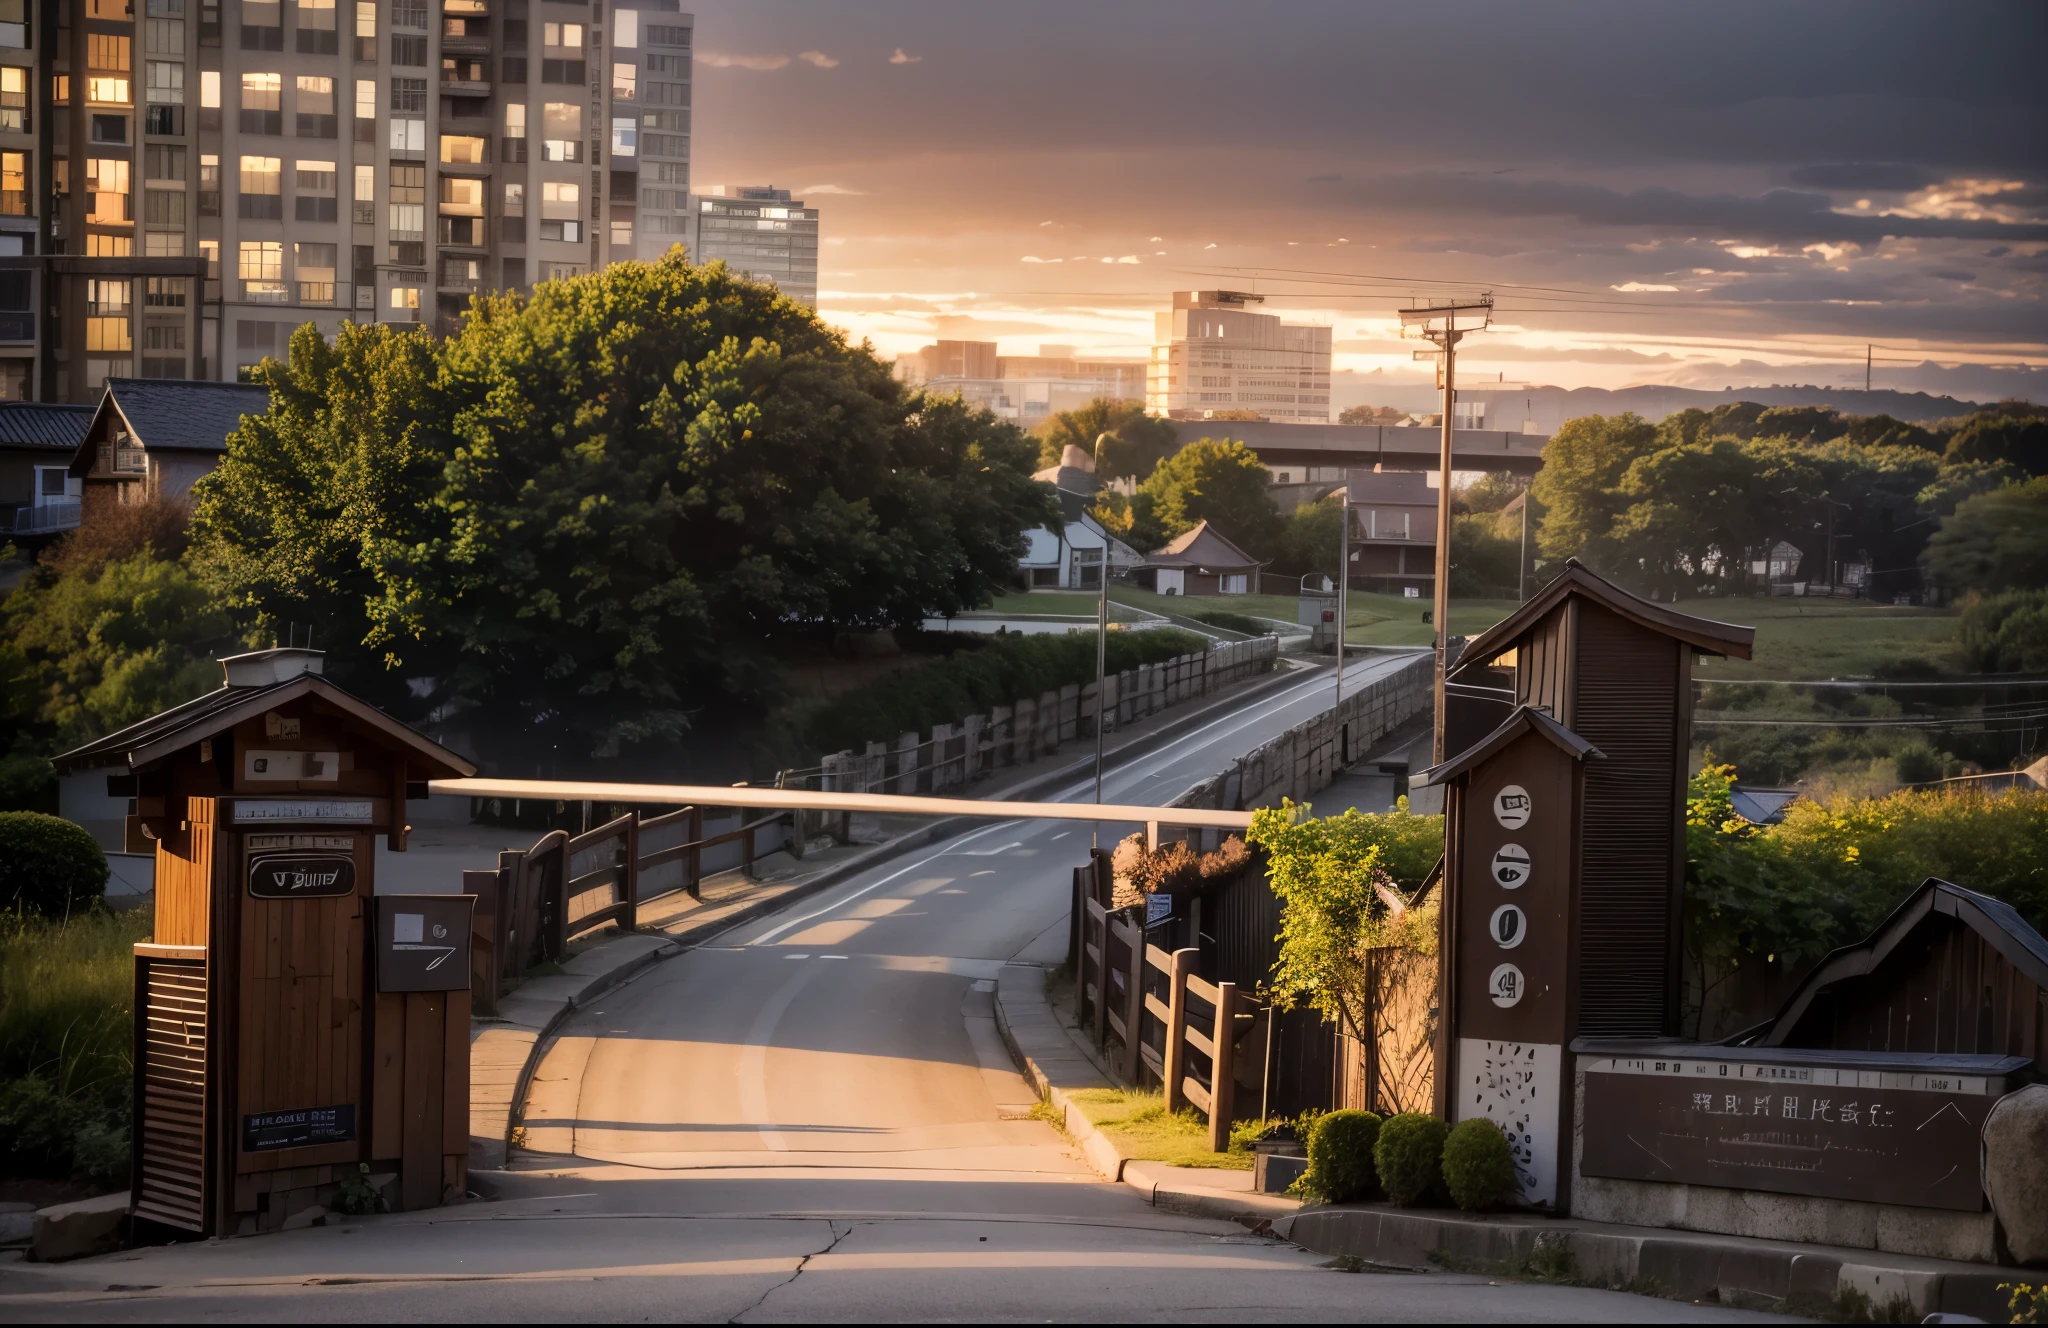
left=1146, top=290, right=1331, bottom=424
left=687, top=184, right=815, bottom=307
left=0, top=0, right=692, bottom=403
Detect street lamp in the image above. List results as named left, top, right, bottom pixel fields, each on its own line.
left=1092, top=433, right=1113, bottom=827
left=1399, top=296, right=1493, bottom=763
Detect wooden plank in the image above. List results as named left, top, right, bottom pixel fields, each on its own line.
left=1106, top=1009, right=1127, bottom=1042
left=1139, top=1042, right=1164, bottom=1080
left=400, top=992, right=442, bottom=1210
left=1145, top=944, right=1173, bottom=977
left=1144, top=993, right=1172, bottom=1024
left=1185, top=1026, right=1215, bottom=1059
left=371, top=991, right=405, bottom=1157
left=1184, top=1077, right=1211, bottom=1115
left=1186, top=973, right=1220, bottom=1005
left=566, top=813, right=634, bottom=855
left=441, top=990, right=470, bottom=1160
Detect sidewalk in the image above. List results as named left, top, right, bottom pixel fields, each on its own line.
left=990, top=962, right=1300, bottom=1225
left=991, top=968, right=2034, bottom=1321
left=468, top=658, right=1325, bottom=1175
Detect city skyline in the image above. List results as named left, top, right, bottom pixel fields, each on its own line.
left=682, top=0, right=2047, bottom=403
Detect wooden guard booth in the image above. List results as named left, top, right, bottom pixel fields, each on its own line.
left=1418, top=561, right=1754, bottom=1212
left=56, top=647, right=477, bottom=1237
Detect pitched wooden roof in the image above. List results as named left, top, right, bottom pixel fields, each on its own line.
left=1145, top=519, right=1261, bottom=570
left=1416, top=704, right=1604, bottom=786
left=1450, top=558, right=1755, bottom=676
left=55, top=672, right=475, bottom=779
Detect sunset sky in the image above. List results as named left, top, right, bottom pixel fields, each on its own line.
left=684, top=1, right=2048, bottom=405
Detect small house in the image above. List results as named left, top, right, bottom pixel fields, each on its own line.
left=1346, top=469, right=1439, bottom=596
left=1134, top=520, right=1263, bottom=596
left=0, top=401, right=93, bottom=541
left=1019, top=486, right=1144, bottom=590
left=67, top=379, right=270, bottom=516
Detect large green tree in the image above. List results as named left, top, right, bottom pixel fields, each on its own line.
left=1032, top=397, right=1177, bottom=481
left=1529, top=412, right=1661, bottom=566
left=193, top=254, right=1056, bottom=759
left=1132, top=436, right=1282, bottom=557
left=1921, top=476, right=2048, bottom=596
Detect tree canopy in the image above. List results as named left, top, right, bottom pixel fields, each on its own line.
left=192, top=253, right=1057, bottom=760
left=1921, top=476, right=2048, bottom=596
left=1130, top=436, right=1283, bottom=558
left=1032, top=398, right=1177, bottom=481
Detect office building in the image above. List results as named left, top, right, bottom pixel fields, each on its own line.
left=1146, top=290, right=1331, bottom=424
left=897, top=339, right=1145, bottom=424
left=0, top=0, right=692, bottom=403
left=688, top=184, right=815, bottom=306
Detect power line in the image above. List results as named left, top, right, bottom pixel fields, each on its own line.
left=1700, top=676, right=2048, bottom=689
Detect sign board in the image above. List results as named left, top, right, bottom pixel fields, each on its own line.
left=1578, top=1055, right=2000, bottom=1212
left=242, top=1104, right=357, bottom=1153
left=232, top=799, right=376, bottom=824
left=1145, top=893, right=1173, bottom=928
left=375, top=895, right=475, bottom=993
left=247, top=852, right=356, bottom=899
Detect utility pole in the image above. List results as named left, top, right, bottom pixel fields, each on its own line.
left=1400, top=296, right=1494, bottom=763
left=1517, top=487, right=1530, bottom=603
left=1865, top=344, right=1872, bottom=394
left=1334, top=482, right=1350, bottom=708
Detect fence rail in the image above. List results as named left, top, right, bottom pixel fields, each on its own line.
left=1073, top=853, right=1261, bottom=1151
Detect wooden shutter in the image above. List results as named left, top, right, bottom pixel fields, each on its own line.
left=133, top=952, right=209, bottom=1231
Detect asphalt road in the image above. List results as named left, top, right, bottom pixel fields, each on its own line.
left=1, top=654, right=1785, bottom=1323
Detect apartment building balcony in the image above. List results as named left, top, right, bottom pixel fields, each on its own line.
left=0, top=311, right=30, bottom=342
left=242, top=280, right=289, bottom=303
left=100, top=444, right=147, bottom=475
left=8, top=500, right=81, bottom=535
left=441, top=77, right=491, bottom=98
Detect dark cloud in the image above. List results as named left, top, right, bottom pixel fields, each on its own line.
left=1788, top=162, right=1939, bottom=193
left=1928, top=269, right=1978, bottom=282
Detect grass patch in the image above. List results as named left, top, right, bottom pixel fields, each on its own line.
left=967, top=591, right=1149, bottom=623
left=1061, top=1086, right=1254, bottom=1170
left=1687, top=596, right=1960, bottom=680
left=0, top=907, right=150, bottom=1186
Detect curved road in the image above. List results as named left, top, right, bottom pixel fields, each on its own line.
left=6, top=654, right=1781, bottom=1322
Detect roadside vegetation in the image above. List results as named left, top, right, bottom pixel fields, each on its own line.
left=1051, top=1087, right=1258, bottom=1170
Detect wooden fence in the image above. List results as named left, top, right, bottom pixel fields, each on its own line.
left=1072, top=857, right=1263, bottom=1151
left=799, top=637, right=1280, bottom=803
left=466, top=803, right=790, bottom=1013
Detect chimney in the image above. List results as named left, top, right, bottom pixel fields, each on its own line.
left=218, top=647, right=326, bottom=688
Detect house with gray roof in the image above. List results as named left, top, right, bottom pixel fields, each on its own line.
left=67, top=379, right=271, bottom=515
left=1134, top=519, right=1264, bottom=596
left=0, top=401, right=94, bottom=540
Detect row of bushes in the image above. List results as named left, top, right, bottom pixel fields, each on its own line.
left=1300, top=1109, right=1516, bottom=1211
left=787, top=626, right=1211, bottom=759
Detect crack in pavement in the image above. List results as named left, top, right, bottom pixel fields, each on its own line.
left=728, top=1219, right=852, bottom=1324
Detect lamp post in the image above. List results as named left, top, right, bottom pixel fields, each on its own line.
left=1399, top=296, right=1493, bottom=764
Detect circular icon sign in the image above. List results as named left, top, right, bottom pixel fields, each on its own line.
left=1490, top=843, right=1531, bottom=889
left=1493, top=785, right=1532, bottom=829
left=1488, top=963, right=1526, bottom=1008
left=1490, top=903, right=1528, bottom=949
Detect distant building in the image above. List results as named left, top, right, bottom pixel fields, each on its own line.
left=689, top=186, right=819, bottom=307
left=899, top=340, right=1146, bottom=423
left=1019, top=485, right=1142, bottom=590
left=69, top=379, right=270, bottom=514
left=0, top=403, right=94, bottom=540
left=1134, top=519, right=1263, bottom=596
left=1348, top=469, right=1439, bottom=596
left=1147, top=291, right=1331, bottom=424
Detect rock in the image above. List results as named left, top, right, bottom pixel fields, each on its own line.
left=31, top=1192, right=128, bottom=1262
left=1983, top=1084, right=2048, bottom=1265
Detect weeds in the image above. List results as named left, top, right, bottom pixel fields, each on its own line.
left=1061, top=1086, right=1253, bottom=1170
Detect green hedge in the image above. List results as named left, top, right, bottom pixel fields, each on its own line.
left=1374, top=1112, right=1447, bottom=1207
left=1185, top=608, right=1272, bottom=636
left=797, top=627, right=1210, bottom=757
left=0, top=812, right=107, bottom=918
left=1442, top=1117, right=1516, bottom=1211
left=1304, top=1109, right=1381, bottom=1203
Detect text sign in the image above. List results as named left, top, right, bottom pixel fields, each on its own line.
left=247, top=852, right=355, bottom=899
left=242, top=1104, right=357, bottom=1153
left=232, top=799, right=375, bottom=824
left=1579, top=1058, right=1998, bottom=1212
left=375, top=895, right=475, bottom=993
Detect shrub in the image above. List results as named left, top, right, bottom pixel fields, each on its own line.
left=1373, top=1111, right=1448, bottom=1207
left=0, top=812, right=108, bottom=918
left=1304, top=1109, right=1382, bottom=1203
left=1442, top=1117, right=1516, bottom=1211
left=1186, top=608, right=1270, bottom=636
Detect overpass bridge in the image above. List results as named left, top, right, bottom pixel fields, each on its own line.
left=1166, top=418, right=1547, bottom=477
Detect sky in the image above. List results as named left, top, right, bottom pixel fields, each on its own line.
left=683, top=1, right=2048, bottom=405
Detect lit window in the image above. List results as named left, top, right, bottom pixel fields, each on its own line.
left=389, top=286, right=419, bottom=309
left=242, top=71, right=280, bottom=108
left=238, top=154, right=281, bottom=194
left=439, top=135, right=486, bottom=164
left=0, top=67, right=25, bottom=132
left=295, top=75, right=333, bottom=112
left=504, top=103, right=526, bottom=137
left=86, top=158, right=131, bottom=224
left=612, top=63, right=635, bottom=99
left=88, top=77, right=132, bottom=104
left=238, top=239, right=282, bottom=280
left=542, top=21, right=584, bottom=49
left=354, top=78, right=374, bottom=118
left=354, top=0, right=374, bottom=37
left=200, top=70, right=220, bottom=107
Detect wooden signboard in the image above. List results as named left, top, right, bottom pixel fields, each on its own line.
left=1579, top=1052, right=2010, bottom=1212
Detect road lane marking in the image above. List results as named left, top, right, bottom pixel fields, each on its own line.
left=737, top=960, right=828, bottom=1152
left=747, top=821, right=1012, bottom=945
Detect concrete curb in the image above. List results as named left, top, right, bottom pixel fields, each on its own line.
left=990, top=963, right=1299, bottom=1226
left=1271, top=1205, right=2033, bottom=1320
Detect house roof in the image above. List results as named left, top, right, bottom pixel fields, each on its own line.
left=1416, top=704, right=1604, bottom=786
left=0, top=402, right=94, bottom=450
left=1449, top=558, right=1756, bottom=676
left=1145, top=519, right=1262, bottom=570
left=69, top=379, right=271, bottom=476
left=1747, top=877, right=2048, bottom=1049
left=54, top=672, right=476, bottom=779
